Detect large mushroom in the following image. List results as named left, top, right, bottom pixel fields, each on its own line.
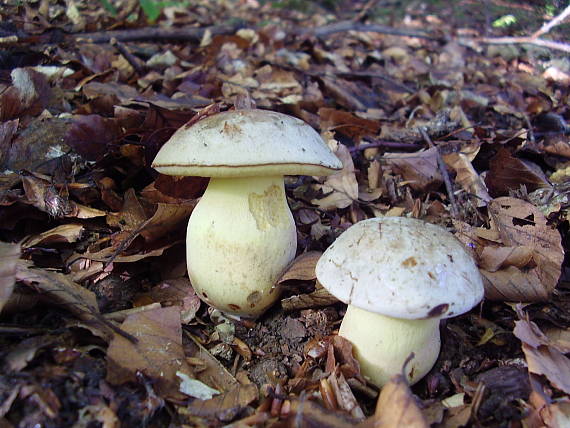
left=315, top=217, right=484, bottom=387
left=152, top=109, right=342, bottom=317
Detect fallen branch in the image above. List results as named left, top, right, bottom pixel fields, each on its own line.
left=474, top=36, right=570, bottom=53
left=300, top=20, right=442, bottom=41
left=66, top=22, right=244, bottom=44
left=473, top=5, right=570, bottom=53
left=419, top=128, right=459, bottom=219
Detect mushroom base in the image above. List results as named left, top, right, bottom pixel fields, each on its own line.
left=339, top=305, right=440, bottom=388
left=186, top=176, right=296, bottom=318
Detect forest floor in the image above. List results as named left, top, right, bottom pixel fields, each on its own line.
left=0, top=0, right=569, bottom=427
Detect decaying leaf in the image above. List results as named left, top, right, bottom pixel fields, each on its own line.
left=312, top=143, right=358, bottom=210
left=106, top=306, right=194, bottom=399
left=359, top=374, right=428, bottom=428
left=485, top=149, right=551, bottom=197
left=482, top=197, right=564, bottom=301
left=514, top=307, right=570, bottom=395
left=277, top=251, right=322, bottom=284
left=22, top=224, right=84, bottom=248
left=443, top=151, right=490, bottom=206
left=0, top=241, right=20, bottom=313
left=383, top=147, right=442, bottom=192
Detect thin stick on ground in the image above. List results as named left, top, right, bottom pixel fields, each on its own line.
left=474, top=5, right=570, bottom=53
left=419, top=128, right=459, bottom=219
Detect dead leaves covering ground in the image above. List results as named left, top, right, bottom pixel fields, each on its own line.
left=0, top=0, right=570, bottom=427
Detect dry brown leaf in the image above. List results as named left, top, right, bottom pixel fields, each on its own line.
left=106, top=306, right=194, bottom=399
left=0, top=241, right=20, bottom=313
left=277, top=251, right=322, bottom=284
left=382, top=148, right=442, bottom=192
left=485, top=149, right=551, bottom=197
left=139, top=202, right=195, bottom=243
left=22, top=224, right=84, bottom=248
left=329, top=372, right=365, bottom=420
left=319, top=108, right=381, bottom=142
left=514, top=307, right=570, bottom=395
left=281, top=287, right=338, bottom=311
left=362, top=374, right=428, bottom=428
left=4, top=335, right=60, bottom=372
left=479, top=245, right=535, bottom=272
left=443, top=152, right=490, bottom=206
left=285, top=396, right=361, bottom=428
left=312, top=143, right=358, bottom=210
left=106, top=188, right=148, bottom=230
left=147, top=278, right=201, bottom=324
left=182, top=382, right=258, bottom=422
left=15, top=260, right=100, bottom=322
left=481, top=197, right=563, bottom=301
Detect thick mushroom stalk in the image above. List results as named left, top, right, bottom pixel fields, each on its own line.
left=315, top=217, right=484, bottom=388
left=151, top=109, right=342, bottom=318
left=187, top=175, right=296, bottom=317
left=340, top=305, right=440, bottom=387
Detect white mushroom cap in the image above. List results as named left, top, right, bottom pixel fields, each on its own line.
left=152, top=109, right=342, bottom=177
left=316, top=217, right=484, bottom=319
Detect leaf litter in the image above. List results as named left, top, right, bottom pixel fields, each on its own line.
left=0, top=0, right=569, bottom=427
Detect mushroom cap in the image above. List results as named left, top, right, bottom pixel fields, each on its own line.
left=152, top=109, right=342, bottom=177
left=316, top=217, right=484, bottom=319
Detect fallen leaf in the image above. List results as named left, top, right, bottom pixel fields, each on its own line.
left=312, top=143, right=358, bottom=210
left=443, top=151, right=490, bottom=206
left=277, top=251, right=322, bottom=284
left=485, top=149, right=551, bottom=197
left=481, top=197, right=564, bottom=301
left=106, top=306, right=194, bottom=399
left=360, top=374, right=428, bottom=428
left=64, top=114, right=123, bottom=161
left=22, top=224, right=84, bottom=248
left=383, top=147, right=442, bottom=192
left=15, top=260, right=101, bottom=325
left=0, top=241, right=20, bottom=313
left=514, top=306, right=570, bottom=395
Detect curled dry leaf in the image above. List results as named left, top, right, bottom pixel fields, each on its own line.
left=485, top=149, right=551, bottom=197
left=277, top=251, right=322, bottom=284
left=148, top=278, right=201, bottom=324
left=106, top=306, right=194, bottom=399
left=318, top=108, right=381, bottom=142
left=443, top=151, right=490, bottom=207
left=0, top=241, right=20, bottom=313
left=22, top=224, right=84, bottom=248
left=382, top=147, right=442, bottom=192
left=15, top=260, right=100, bottom=322
left=312, top=143, right=358, bottom=210
left=514, top=307, right=570, bottom=395
left=481, top=197, right=563, bottom=301
left=359, top=374, right=428, bottom=428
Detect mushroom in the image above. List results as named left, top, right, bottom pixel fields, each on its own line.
left=315, top=217, right=484, bottom=387
left=152, top=109, right=342, bottom=317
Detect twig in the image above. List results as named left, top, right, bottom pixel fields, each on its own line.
left=473, top=5, right=570, bottom=54
left=474, top=36, right=570, bottom=53
left=110, top=38, right=145, bottom=74
left=104, top=303, right=162, bottom=322
left=64, top=22, right=244, bottom=44
left=352, top=0, right=382, bottom=23
left=418, top=128, right=459, bottom=218
left=531, top=4, right=570, bottom=39
left=300, top=20, right=441, bottom=41
left=349, top=140, right=424, bottom=153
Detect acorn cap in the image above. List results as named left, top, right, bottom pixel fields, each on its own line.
left=152, top=109, right=342, bottom=177
left=315, top=217, right=484, bottom=319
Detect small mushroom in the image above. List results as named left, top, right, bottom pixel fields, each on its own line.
left=315, top=217, right=484, bottom=387
left=152, top=109, right=341, bottom=317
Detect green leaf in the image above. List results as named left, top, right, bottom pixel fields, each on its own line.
left=492, top=14, right=517, bottom=28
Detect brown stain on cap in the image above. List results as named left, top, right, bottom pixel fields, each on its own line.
left=402, top=256, right=417, bottom=267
